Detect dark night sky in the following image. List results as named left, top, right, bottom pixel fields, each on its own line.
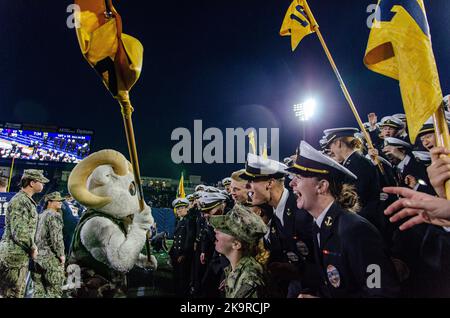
left=0, top=0, right=448, bottom=183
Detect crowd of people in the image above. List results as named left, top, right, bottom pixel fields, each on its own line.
left=0, top=130, right=91, bottom=163
left=167, top=109, right=450, bottom=298
left=1, top=107, right=450, bottom=298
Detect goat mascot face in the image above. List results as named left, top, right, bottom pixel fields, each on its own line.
left=67, top=149, right=156, bottom=298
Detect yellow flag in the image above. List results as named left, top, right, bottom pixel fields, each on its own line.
left=364, top=0, right=443, bottom=143
left=262, top=143, right=268, bottom=159
left=177, top=173, right=186, bottom=198
left=248, top=131, right=256, bottom=155
left=280, top=0, right=316, bottom=51
left=74, top=0, right=143, bottom=98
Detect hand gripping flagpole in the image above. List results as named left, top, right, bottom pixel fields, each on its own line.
left=302, top=0, right=385, bottom=176
left=432, top=107, right=450, bottom=199
left=75, top=0, right=152, bottom=261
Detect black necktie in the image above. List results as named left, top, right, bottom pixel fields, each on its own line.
left=312, top=222, right=320, bottom=237
left=312, top=222, right=322, bottom=264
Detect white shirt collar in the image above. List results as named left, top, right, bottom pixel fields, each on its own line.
left=315, top=200, right=335, bottom=228
left=274, top=188, right=289, bottom=226
left=396, top=154, right=411, bottom=173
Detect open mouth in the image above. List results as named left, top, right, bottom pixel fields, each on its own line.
left=294, top=190, right=304, bottom=208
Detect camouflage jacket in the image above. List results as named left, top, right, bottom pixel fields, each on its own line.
left=224, top=256, right=266, bottom=298
left=35, top=209, right=65, bottom=264
left=0, top=191, right=38, bottom=267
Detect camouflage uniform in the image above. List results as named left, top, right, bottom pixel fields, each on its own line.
left=32, top=192, right=66, bottom=298
left=0, top=169, right=49, bottom=298
left=224, top=256, right=265, bottom=298
left=210, top=204, right=268, bottom=299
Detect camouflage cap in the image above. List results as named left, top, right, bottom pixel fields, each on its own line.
left=22, top=169, right=49, bottom=183
left=209, top=204, right=268, bottom=244
left=44, top=191, right=65, bottom=202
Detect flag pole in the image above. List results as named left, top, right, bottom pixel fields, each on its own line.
left=116, top=91, right=153, bottom=258
left=109, top=1, right=152, bottom=261
left=6, top=156, right=15, bottom=192
left=75, top=0, right=153, bottom=262
left=117, top=92, right=144, bottom=210
left=432, top=106, right=450, bottom=199
left=302, top=0, right=385, bottom=175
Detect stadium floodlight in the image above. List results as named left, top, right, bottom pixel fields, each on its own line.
left=293, top=98, right=316, bottom=122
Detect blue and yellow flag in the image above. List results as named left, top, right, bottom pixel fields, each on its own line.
left=176, top=172, right=186, bottom=199
left=280, top=0, right=317, bottom=51
left=364, top=0, right=443, bottom=143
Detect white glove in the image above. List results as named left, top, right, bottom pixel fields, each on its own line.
left=133, top=205, right=154, bottom=231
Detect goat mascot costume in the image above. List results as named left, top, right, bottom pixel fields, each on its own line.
left=67, top=149, right=157, bottom=297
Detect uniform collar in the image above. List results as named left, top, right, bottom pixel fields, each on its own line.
left=226, top=256, right=255, bottom=275
left=273, top=188, right=289, bottom=226
left=44, top=208, right=63, bottom=219
left=19, top=190, right=37, bottom=206
left=343, top=150, right=357, bottom=166
left=317, top=202, right=342, bottom=247
left=315, top=200, right=334, bottom=229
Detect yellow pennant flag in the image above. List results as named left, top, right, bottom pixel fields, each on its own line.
left=262, top=143, right=268, bottom=159
left=280, top=0, right=317, bottom=51
left=364, top=0, right=443, bottom=143
left=177, top=172, right=186, bottom=198
left=248, top=131, right=257, bottom=155
left=74, top=0, right=144, bottom=98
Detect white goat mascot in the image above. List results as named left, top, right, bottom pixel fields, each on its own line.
left=67, top=149, right=157, bottom=297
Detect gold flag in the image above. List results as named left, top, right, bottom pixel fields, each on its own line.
left=364, top=0, right=443, bottom=143
left=280, top=0, right=316, bottom=51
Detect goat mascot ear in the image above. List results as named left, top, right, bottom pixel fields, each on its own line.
left=74, top=0, right=143, bottom=97
left=68, top=149, right=130, bottom=209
